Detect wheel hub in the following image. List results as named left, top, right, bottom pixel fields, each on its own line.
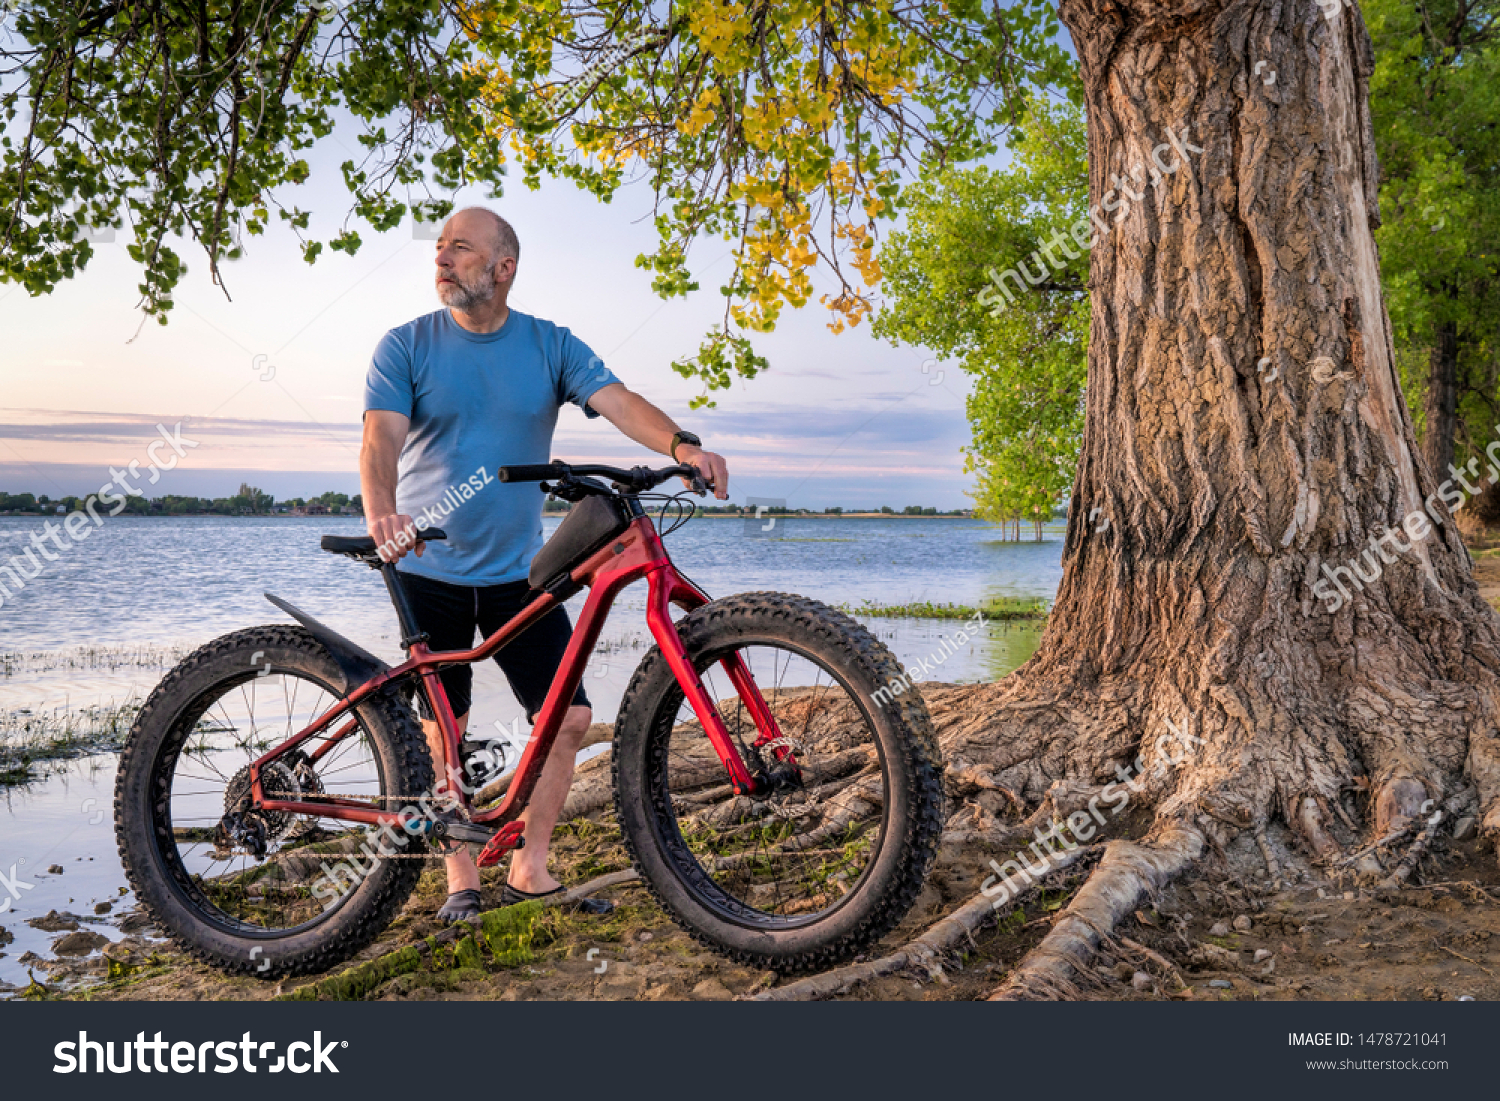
left=215, top=754, right=322, bottom=858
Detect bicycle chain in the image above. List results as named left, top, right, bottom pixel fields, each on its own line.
left=286, top=789, right=501, bottom=859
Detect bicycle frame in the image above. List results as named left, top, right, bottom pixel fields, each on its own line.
left=244, top=507, right=788, bottom=859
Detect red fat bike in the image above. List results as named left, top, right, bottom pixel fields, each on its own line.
left=115, top=461, right=943, bottom=978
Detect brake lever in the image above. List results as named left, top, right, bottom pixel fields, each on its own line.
left=689, top=475, right=708, bottom=497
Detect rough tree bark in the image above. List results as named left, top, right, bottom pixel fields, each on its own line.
left=1422, top=318, right=1459, bottom=481
left=924, top=0, right=1500, bottom=999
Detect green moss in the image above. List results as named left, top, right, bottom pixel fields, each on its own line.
left=480, top=900, right=543, bottom=967
left=454, top=934, right=484, bottom=971
left=20, top=970, right=52, bottom=1000
left=278, top=944, right=425, bottom=1001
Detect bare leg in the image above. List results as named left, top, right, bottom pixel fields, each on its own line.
left=507, top=704, right=592, bottom=894
left=421, top=712, right=480, bottom=894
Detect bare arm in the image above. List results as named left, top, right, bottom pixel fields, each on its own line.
left=360, top=410, right=425, bottom=561
left=585, top=382, right=730, bottom=500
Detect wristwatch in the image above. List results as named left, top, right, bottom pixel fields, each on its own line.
left=670, top=430, right=702, bottom=461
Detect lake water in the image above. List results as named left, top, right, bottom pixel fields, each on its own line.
left=0, top=513, right=1064, bottom=989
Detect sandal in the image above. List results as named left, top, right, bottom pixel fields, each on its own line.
left=436, top=888, right=483, bottom=926
left=500, top=882, right=615, bottom=916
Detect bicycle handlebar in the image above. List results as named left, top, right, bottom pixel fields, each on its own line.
left=497, top=460, right=706, bottom=494
left=495, top=462, right=567, bottom=483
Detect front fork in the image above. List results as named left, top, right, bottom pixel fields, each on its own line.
left=644, top=570, right=798, bottom=797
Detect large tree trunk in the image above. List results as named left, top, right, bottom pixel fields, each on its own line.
left=1422, top=317, right=1460, bottom=481
left=932, top=0, right=1500, bottom=996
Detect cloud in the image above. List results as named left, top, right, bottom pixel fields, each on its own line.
left=0, top=398, right=974, bottom=508
left=0, top=408, right=359, bottom=447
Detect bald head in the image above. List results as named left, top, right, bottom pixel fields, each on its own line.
left=448, top=206, right=519, bottom=265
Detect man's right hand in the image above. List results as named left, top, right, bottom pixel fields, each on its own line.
left=368, top=513, right=425, bottom=563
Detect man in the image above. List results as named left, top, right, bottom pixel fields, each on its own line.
left=360, top=206, right=729, bottom=925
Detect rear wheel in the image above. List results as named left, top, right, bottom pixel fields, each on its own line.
left=114, top=625, right=434, bottom=978
left=612, top=592, right=943, bottom=973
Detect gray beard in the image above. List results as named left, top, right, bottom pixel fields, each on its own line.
left=438, top=262, right=497, bottom=311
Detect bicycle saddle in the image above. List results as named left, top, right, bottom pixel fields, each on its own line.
left=320, top=527, right=447, bottom=566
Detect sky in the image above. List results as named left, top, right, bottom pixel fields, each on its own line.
left=0, top=111, right=980, bottom=512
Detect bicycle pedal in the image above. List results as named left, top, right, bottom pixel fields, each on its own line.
left=475, top=821, right=527, bottom=868
left=429, top=817, right=495, bottom=845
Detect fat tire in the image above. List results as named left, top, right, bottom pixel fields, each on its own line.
left=612, top=592, right=943, bottom=973
left=114, top=625, right=434, bottom=979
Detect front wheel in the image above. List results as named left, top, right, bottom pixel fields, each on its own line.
left=612, top=592, right=944, bottom=973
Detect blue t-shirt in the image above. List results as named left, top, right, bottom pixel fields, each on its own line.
left=363, top=308, right=621, bottom=586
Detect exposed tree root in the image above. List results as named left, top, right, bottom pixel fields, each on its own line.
left=747, top=845, right=1098, bottom=1002
left=987, top=825, right=1204, bottom=1001
left=1380, top=808, right=1444, bottom=889
left=1117, top=935, right=1188, bottom=993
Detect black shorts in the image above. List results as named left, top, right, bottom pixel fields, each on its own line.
left=400, top=572, right=589, bottom=724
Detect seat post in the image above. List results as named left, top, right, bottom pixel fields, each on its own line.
left=380, top=563, right=429, bottom=650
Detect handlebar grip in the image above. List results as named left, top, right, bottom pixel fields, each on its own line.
left=497, top=462, right=566, bottom=483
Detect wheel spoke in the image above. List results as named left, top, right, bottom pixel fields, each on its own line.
left=656, top=641, right=887, bottom=925
left=152, top=664, right=396, bottom=936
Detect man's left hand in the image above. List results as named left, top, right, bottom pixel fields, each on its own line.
left=676, top=446, right=729, bottom=500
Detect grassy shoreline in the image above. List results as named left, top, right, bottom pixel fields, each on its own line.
left=0, top=699, right=142, bottom=785
left=838, top=596, right=1050, bottom=621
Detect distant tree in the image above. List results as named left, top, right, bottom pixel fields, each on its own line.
left=876, top=96, right=1086, bottom=544
left=1366, top=0, right=1500, bottom=481
left=237, top=483, right=274, bottom=512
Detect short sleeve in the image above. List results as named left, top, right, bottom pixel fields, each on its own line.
left=364, top=329, right=415, bottom=418
left=554, top=326, right=621, bottom=418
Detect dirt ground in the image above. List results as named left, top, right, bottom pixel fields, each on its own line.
left=34, top=552, right=1500, bottom=1003
left=70, top=806, right=1500, bottom=1004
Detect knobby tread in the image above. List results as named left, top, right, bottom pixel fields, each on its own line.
left=114, top=625, right=434, bottom=979
left=612, top=591, right=944, bottom=974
